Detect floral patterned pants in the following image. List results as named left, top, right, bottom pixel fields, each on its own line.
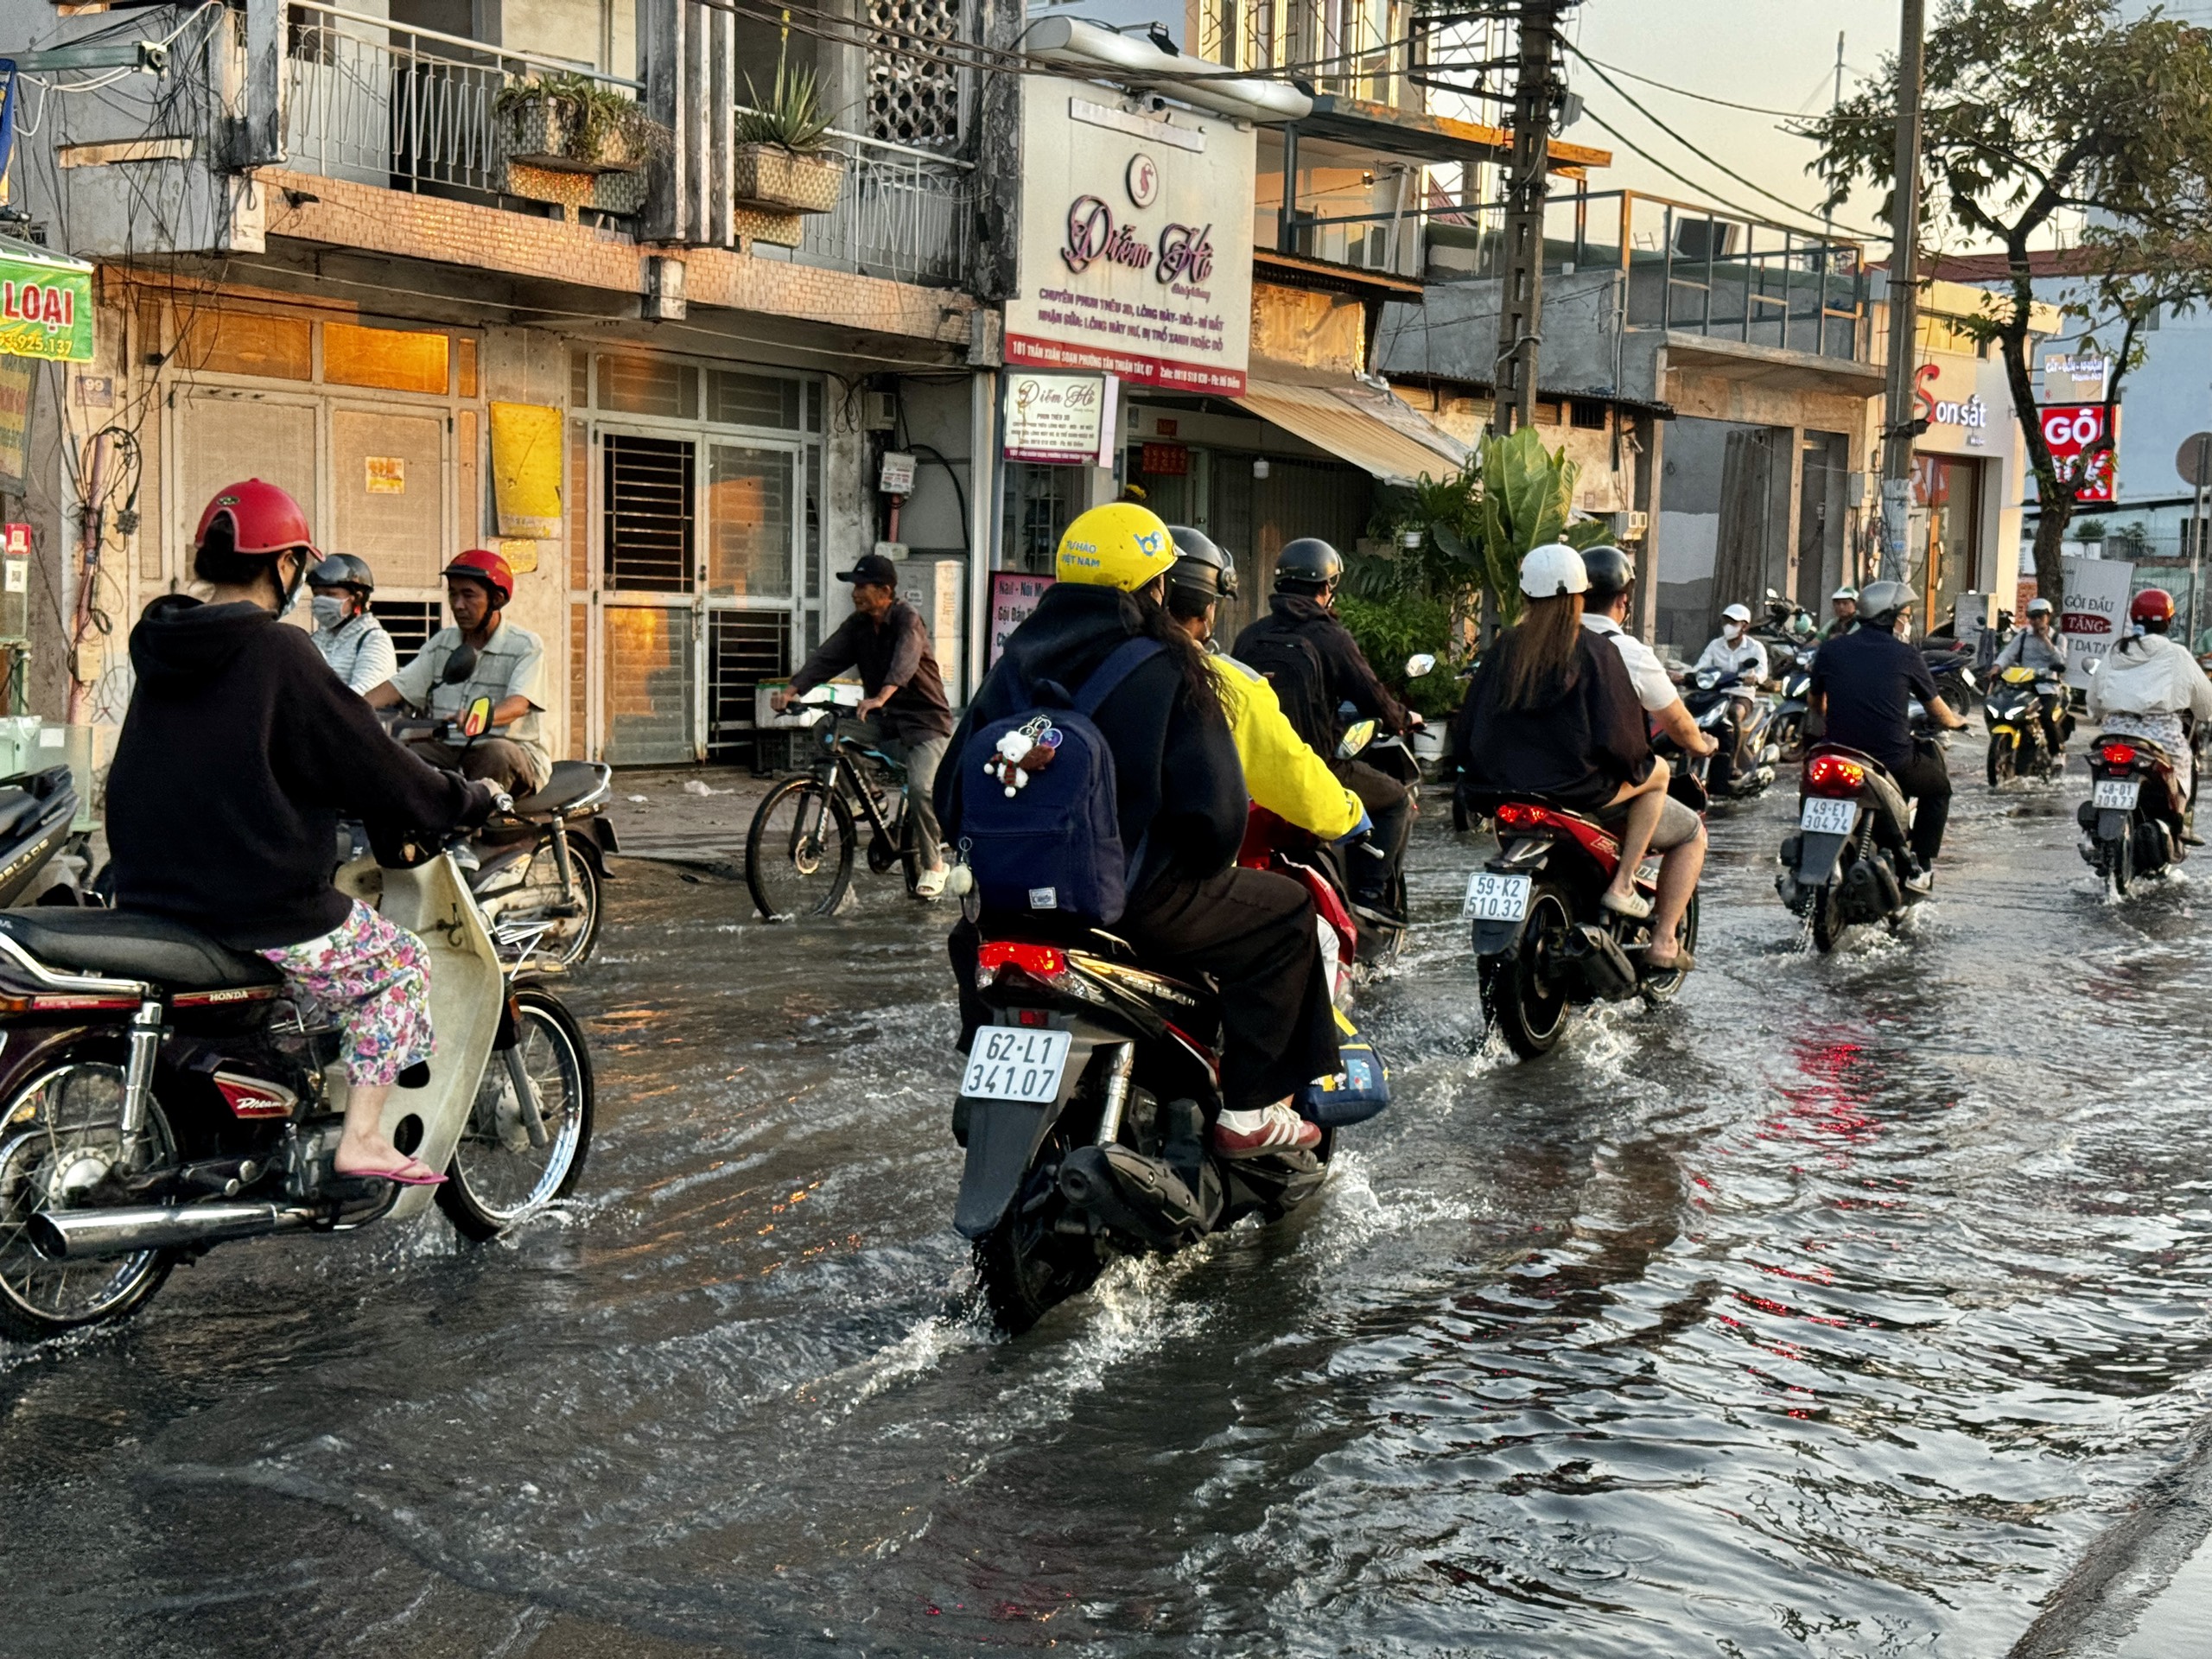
left=258, top=900, right=434, bottom=1087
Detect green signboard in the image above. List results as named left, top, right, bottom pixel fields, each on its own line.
left=0, top=246, right=92, bottom=363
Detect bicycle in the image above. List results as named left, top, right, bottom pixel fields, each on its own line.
left=745, top=689, right=924, bottom=919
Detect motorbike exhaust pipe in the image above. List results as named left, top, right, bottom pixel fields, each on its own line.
left=27, top=1200, right=319, bottom=1262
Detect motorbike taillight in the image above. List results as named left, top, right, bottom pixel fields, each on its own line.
left=2100, top=741, right=2139, bottom=769
left=1804, top=753, right=1866, bottom=796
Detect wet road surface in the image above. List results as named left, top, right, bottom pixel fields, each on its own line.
left=4, top=747, right=2211, bottom=1656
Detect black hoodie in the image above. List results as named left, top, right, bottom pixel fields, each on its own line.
left=936, top=582, right=1245, bottom=896
left=106, top=596, right=476, bottom=950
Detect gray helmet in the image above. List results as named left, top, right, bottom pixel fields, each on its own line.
left=1581, top=544, right=1634, bottom=603
left=308, top=553, right=374, bottom=596
left=1858, top=579, right=1914, bottom=630
left=1165, top=524, right=1238, bottom=601
left=1273, top=537, right=1343, bottom=592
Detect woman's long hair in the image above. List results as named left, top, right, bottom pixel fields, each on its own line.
left=1128, top=581, right=1223, bottom=724
left=1493, top=591, right=1586, bottom=710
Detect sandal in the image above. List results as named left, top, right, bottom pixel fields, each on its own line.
left=334, top=1155, right=447, bottom=1187
left=1641, top=948, right=1695, bottom=977
left=1600, top=887, right=1654, bottom=919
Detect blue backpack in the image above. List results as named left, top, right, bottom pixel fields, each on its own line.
left=954, top=636, right=1164, bottom=926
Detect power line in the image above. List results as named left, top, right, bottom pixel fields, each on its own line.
left=1572, top=49, right=1857, bottom=120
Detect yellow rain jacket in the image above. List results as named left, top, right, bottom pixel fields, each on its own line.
left=1209, top=652, right=1363, bottom=839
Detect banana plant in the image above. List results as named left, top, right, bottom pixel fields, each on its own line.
left=1471, top=425, right=1611, bottom=626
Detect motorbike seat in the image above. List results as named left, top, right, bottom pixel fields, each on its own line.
left=0, top=789, right=45, bottom=842
left=509, top=760, right=609, bottom=817
left=0, top=908, right=285, bottom=992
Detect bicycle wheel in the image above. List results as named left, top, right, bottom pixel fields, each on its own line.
left=746, top=777, right=857, bottom=919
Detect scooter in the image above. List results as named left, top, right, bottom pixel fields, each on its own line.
left=1770, top=652, right=1815, bottom=765
left=1776, top=737, right=1932, bottom=950
left=2078, top=730, right=2190, bottom=895
left=0, top=793, right=594, bottom=1342
left=1681, top=669, right=1779, bottom=798
left=1984, top=666, right=2071, bottom=785
left=0, top=765, right=90, bottom=906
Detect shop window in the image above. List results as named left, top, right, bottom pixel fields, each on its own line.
left=1570, top=399, right=1607, bottom=431
left=372, top=600, right=441, bottom=663
left=603, top=433, right=695, bottom=592
left=708, top=611, right=791, bottom=764
left=599, top=355, right=698, bottom=420
left=174, top=308, right=312, bottom=381
left=325, top=322, right=451, bottom=396
left=706, top=443, right=795, bottom=598
left=456, top=337, right=479, bottom=399
left=707, top=369, right=802, bottom=429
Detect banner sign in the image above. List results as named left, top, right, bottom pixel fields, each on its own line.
left=2040, top=404, right=2117, bottom=505
left=1002, top=371, right=1113, bottom=465
left=488, top=401, right=563, bottom=538
left=1007, top=78, right=1255, bottom=396
left=0, top=245, right=92, bottom=362
left=2061, top=553, right=2136, bottom=690
left=988, top=570, right=1053, bottom=666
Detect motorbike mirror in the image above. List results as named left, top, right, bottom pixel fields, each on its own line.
left=459, top=696, right=494, bottom=739
left=1337, top=719, right=1377, bottom=760
left=442, top=642, right=480, bottom=685
left=1404, top=652, right=1436, bottom=679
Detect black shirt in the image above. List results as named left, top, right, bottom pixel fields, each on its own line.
left=1454, top=629, right=1652, bottom=813
left=1233, top=593, right=1413, bottom=735
left=788, top=601, right=954, bottom=741
left=1806, top=625, right=1938, bottom=773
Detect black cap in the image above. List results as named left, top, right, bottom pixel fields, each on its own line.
left=836, top=553, right=899, bottom=587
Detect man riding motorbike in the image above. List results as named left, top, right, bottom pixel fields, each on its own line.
left=105, top=480, right=494, bottom=1185
left=2088, top=587, right=2212, bottom=820
left=1694, top=602, right=1770, bottom=683
left=1230, top=537, right=1420, bottom=919
left=1993, top=596, right=2071, bottom=756
left=308, top=553, right=397, bottom=696
left=939, top=504, right=1338, bottom=1159
left=1161, top=526, right=1363, bottom=842
left=1821, top=587, right=1859, bottom=641
left=1457, top=544, right=1692, bottom=971
left=368, top=548, right=550, bottom=798
left=1805, top=578, right=1967, bottom=891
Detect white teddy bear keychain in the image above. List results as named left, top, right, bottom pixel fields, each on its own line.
left=982, top=716, right=1063, bottom=797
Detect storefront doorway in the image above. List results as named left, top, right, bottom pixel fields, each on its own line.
left=1914, top=453, right=1984, bottom=630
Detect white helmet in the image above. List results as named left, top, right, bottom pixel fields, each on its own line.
left=1832, top=585, right=1859, bottom=601
left=2026, top=596, right=2054, bottom=615
left=1520, top=541, right=1589, bottom=599
left=1721, top=602, right=1752, bottom=625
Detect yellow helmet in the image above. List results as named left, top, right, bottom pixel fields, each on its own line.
left=1055, top=503, right=1178, bottom=590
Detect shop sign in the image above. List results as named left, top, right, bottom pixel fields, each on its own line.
left=0, top=356, right=30, bottom=494
left=1140, top=442, right=1188, bottom=476
left=2040, top=404, right=2116, bottom=504
left=1914, top=363, right=1988, bottom=432
left=2042, top=353, right=2109, bottom=403
left=1003, top=372, right=1115, bottom=465
left=0, top=246, right=93, bottom=363
left=1007, top=76, right=1255, bottom=396
left=365, top=455, right=405, bottom=494
left=988, top=570, right=1053, bottom=666
left=2060, top=553, right=2135, bottom=690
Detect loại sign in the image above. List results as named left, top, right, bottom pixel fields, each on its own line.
left=1007, top=76, right=1255, bottom=396
left=0, top=245, right=93, bottom=363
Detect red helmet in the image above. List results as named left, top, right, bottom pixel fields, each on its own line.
left=194, top=480, right=316, bottom=557
left=441, top=548, right=513, bottom=608
left=2131, top=588, right=2177, bottom=626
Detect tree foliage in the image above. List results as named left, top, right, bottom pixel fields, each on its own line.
left=1808, top=0, right=2212, bottom=604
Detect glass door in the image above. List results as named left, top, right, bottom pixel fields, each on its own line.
left=600, top=429, right=698, bottom=765
left=704, top=439, right=803, bottom=762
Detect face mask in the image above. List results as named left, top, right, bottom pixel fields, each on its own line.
left=311, top=594, right=347, bottom=632
left=1723, top=622, right=1743, bottom=640
left=276, top=559, right=307, bottom=618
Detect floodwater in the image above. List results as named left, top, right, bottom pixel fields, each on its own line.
left=4, top=750, right=2211, bottom=1657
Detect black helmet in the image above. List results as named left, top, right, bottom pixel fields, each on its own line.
left=1165, top=524, right=1238, bottom=601
left=1858, top=578, right=1913, bottom=631
left=308, top=552, right=375, bottom=595
left=1581, top=544, right=1634, bottom=603
left=1274, top=537, right=1343, bottom=592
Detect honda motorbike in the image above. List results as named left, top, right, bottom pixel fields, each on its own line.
left=1681, top=669, right=1779, bottom=799
left=1463, top=774, right=1702, bottom=1060
left=1984, top=665, right=2071, bottom=785
left=951, top=933, right=1338, bottom=1333
left=2078, top=731, right=2190, bottom=895
left=1776, top=741, right=1930, bottom=951
left=0, top=811, right=594, bottom=1342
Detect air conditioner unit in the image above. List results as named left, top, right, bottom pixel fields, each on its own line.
left=862, top=391, right=897, bottom=432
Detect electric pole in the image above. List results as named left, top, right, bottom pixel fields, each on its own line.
left=1493, top=0, right=1571, bottom=435
left=1878, top=0, right=1927, bottom=582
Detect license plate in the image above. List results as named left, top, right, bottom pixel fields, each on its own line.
left=1800, top=797, right=1859, bottom=836
left=1464, top=871, right=1532, bottom=921
left=959, top=1027, right=1072, bottom=1103
left=2094, top=779, right=2140, bottom=810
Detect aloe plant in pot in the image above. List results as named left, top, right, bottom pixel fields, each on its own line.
left=495, top=72, right=670, bottom=174
left=733, top=59, right=846, bottom=214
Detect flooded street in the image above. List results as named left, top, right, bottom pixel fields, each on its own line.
left=5, top=753, right=2211, bottom=1656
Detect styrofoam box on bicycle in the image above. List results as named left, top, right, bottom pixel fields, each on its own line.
left=753, top=678, right=867, bottom=726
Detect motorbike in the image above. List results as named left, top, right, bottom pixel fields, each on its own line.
left=1923, top=641, right=1981, bottom=719
left=1770, top=652, right=1815, bottom=765
left=1681, top=668, right=1779, bottom=799
left=1983, top=665, right=2072, bottom=785
left=950, top=931, right=1337, bottom=1334
left=0, top=765, right=91, bottom=906
left=1462, top=770, right=1703, bottom=1060
left=1775, top=735, right=1934, bottom=951
left=1751, top=590, right=1817, bottom=679
left=1240, top=806, right=1364, bottom=997
left=0, top=796, right=594, bottom=1342
left=1315, top=652, right=1433, bottom=961
left=2077, top=730, right=2190, bottom=895
left=380, top=645, right=617, bottom=970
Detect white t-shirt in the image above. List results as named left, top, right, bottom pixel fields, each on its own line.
left=1582, top=613, right=1677, bottom=713
left=1694, top=632, right=1770, bottom=683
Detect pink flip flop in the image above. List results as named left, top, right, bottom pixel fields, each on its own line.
left=335, top=1158, right=447, bottom=1187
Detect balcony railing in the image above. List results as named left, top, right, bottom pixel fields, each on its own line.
left=772, top=130, right=972, bottom=289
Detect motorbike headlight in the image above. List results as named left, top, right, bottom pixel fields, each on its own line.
left=1697, top=704, right=1727, bottom=728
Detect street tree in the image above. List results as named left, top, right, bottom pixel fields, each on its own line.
left=1809, top=0, right=2212, bottom=605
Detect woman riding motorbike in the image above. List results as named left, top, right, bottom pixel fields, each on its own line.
left=2088, top=586, right=2212, bottom=817
left=1454, top=544, right=1694, bottom=971
left=105, top=480, right=494, bottom=1185
left=938, top=504, right=1338, bottom=1158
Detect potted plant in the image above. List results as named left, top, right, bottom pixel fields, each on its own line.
left=733, top=58, right=846, bottom=215
left=495, top=73, right=669, bottom=175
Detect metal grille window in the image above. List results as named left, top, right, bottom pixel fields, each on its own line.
left=709, top=612, right=791, bottom=763
left=867, top=0, right=963, bottom=149
left=603, top=435, right=696, bottom=593
left=371, top=600, right=440, bottom=664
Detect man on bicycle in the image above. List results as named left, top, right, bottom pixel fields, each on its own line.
left=775, top=552, right=956, bottom=898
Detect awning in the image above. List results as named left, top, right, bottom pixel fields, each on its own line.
left=1234, top=376, right=1467, bottom=486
